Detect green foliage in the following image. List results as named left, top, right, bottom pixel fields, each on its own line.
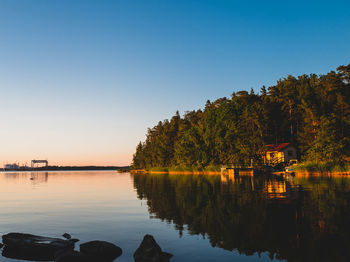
left=304, top=115, right=346, bottom=163
left=132, top=63, right=350, bottom=169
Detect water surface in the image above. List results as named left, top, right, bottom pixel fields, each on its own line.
left=1, top=171, right=349, bottom=262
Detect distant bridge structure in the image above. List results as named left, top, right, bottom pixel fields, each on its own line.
left=31, top=160, right=48, bottom=168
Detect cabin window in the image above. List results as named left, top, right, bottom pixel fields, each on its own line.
left=288, top=150, right=293, bottom=157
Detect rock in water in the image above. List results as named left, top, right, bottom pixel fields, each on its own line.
left=80, top=240, right=122, bottom=261
left=2, top=233, right=74, bottom=261
left=134, top=235, right=173, bottom=262
left=62, top=233, right=72, bottom=239
left=0, top=243, right=3, bottom=249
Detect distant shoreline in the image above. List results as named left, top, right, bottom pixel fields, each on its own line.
left=1, top=166, right=130, bottom=172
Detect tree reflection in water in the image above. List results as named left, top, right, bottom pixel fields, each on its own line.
left=132, top=173, right=350, bottom=262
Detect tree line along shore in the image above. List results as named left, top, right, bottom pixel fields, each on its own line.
left=132, top=64, right=350, bottom=173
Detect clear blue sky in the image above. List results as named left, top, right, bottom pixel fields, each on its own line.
left=0, top=0, right=349, bottom=166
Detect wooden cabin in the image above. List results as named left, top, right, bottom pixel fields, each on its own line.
left=265, top=143, right=297, bottom=166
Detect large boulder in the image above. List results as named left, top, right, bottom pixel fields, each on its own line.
left=2, top=233, right=75, bottom=261
left=134, top=235, right=173, bottom=262
left=80, top=240, right=122, bottom=261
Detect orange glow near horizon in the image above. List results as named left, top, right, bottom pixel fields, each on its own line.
left=0, top=152, right=132, bottom=167
left=0, top=115, right=142, bottom=167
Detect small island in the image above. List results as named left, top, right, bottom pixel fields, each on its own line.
left=132, top=64, right=350, bottom=174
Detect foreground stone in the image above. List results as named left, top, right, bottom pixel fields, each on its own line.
left=80, top=240, right=122, bottom=261
left=134, top=235, right=173, bottom=262
left=2, top=233, right=75, bottom=261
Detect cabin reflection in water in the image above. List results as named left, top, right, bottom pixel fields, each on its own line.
left=265, top=178, right=300, bottom=202
left=266, top=180, right=286, bottom=197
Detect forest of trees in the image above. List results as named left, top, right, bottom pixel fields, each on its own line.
left=132, top=64, right=350, bottom=170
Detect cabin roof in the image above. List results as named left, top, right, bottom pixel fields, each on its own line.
left=266, top=143, right=292, bottom=152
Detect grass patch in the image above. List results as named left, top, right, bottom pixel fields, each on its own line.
left=293, top=161, right=350, bottom=172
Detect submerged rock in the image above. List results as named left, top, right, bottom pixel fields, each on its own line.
left=2, top=233, right=75, bottom=261
left=80, top=240, right=122, bottom=261
left=62, top=233, right=72, bottom=239
left=134, top=234, right=173, bottom=262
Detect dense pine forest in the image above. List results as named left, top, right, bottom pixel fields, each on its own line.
left=132, top=64, right=350, bottom=170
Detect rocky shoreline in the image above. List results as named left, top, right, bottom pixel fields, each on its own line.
left=0, top=233, right=172, bottom=262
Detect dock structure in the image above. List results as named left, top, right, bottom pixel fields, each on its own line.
left=221, top=163, right=254, bottom=176
left=221, top=160, right=270, bottom=176
left=31, top=160, right=48, bottom=169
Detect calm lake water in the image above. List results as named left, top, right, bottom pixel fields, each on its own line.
left=0, top=171, right=350, bottom=262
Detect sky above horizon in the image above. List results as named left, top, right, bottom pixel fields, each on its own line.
left=0, top=0, right=349, bottom=166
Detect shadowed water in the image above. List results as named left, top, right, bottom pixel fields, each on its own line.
left=0, top=171, right=349, bottom=261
